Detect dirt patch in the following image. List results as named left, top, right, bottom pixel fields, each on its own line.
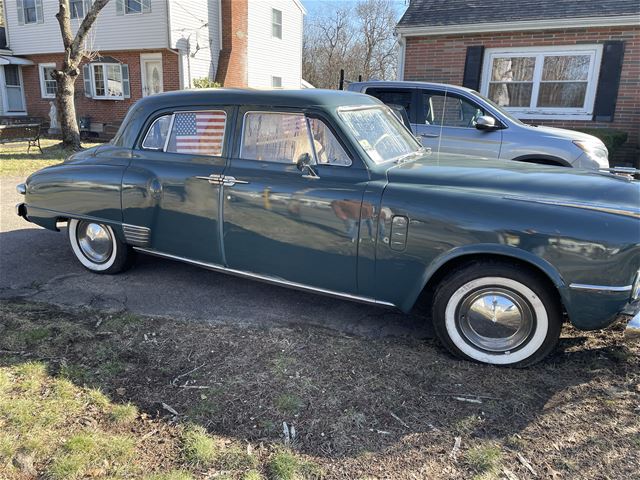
left=0, top=300, right=638, bottom=478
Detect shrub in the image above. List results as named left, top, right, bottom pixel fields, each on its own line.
left=193, top=77, right=221, bottom=89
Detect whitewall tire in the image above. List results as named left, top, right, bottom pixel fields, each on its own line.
left=67, top=219, right=133, bottom=274
left=432, top=261, right=562, bottom=367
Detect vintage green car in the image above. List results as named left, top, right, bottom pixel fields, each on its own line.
left=16, top=89, right=640, bottom=366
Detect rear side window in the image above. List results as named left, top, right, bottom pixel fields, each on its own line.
left=241, top=112, right=312, bottom=163
left=141, top=110, right=227, bottom=157
left=365, top=88, right=414, bottom=122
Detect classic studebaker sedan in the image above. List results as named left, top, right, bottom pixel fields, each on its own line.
left=16, top=89, right=640, bottom=366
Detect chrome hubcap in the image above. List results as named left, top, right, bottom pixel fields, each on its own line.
left=77, top=221, right=113, bottom=264
left=457, top=287, right=534, bottom=352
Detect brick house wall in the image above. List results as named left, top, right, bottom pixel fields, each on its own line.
left=403, top=26, right=640, bottom=165
left=21, top=49, right=180, bottom=134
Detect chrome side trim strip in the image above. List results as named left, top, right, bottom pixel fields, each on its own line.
left=504, top=195, right=640, bottom=220
left=569, top=283, right=632, bottom=293
left=133, top=247, right=396, bottom=308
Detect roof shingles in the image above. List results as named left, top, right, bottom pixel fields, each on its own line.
left=397, top=0, right=640, bottom=28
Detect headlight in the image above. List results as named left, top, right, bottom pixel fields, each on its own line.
left=573, top=140, right=609, bottom=166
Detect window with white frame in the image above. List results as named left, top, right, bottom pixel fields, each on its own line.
left=272, top=8, right=282, bottom=39
left=480, top=45, right=602, bottom=119
left=70, top=0, right=85, bottom=18
left=21, top=0, right=39, bottom=24
left=39, top=64, right=57, bottom=98
left=84, top=62, right=130, bottom=100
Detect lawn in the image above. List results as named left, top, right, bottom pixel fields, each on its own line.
left=0, top=300, right=638, bottom=479
left=0, top=139, right=102, bottom=177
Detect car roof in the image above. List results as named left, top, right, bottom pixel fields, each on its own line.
left=112, top=88, right=382, bottom=148
left=349, top=80, right=477, bottom=93
left=135, top=88, right=379, bottom=109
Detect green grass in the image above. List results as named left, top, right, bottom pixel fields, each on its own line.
left=274, top=393, right=303, bottom=415
left=182, top=425, right=218, bottom=466
left=109, top=402, right=138, bottom=425
left=0, top=139, right=101, bottom=177
left=465, top=444, right=502, bottom=478
left=267, top=448, right=322, bottom=480
left=143, top=471, right=196, bottom=480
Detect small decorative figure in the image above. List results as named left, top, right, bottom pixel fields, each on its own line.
left=48, top=101, right=61, bottom=135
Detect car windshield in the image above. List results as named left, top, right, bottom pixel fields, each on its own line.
left=338, top=106, right=422, bottom=164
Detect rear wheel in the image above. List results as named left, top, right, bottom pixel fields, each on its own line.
left=431, top=261, right=562, bottom=367
left=67, top=219, right=134, bottom=274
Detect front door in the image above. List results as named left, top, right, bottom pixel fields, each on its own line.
left=2, top=65, right=26, bottom=114
left=141, top=56, right=163, bottom=97
left=415, top=89, right=502, bottom=159
left=122, top=108, right=230, bottom=264
left=222, top=109, right=369, bottom=294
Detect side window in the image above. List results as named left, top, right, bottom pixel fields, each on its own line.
left=365, top=88, right=413, bottom=122
left=142, top=114, right=172, bottom=150
left=423, top=91, right=484, bottom=128
left=241, top=112, right=312, bottom=164
left=166, top=111, right=226, bottom=156
left=308, top=118, right=351, bottom=166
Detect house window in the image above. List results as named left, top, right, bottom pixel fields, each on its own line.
left=70, top=0, right=85, bottom=18
left=126, top=0, right=142, bottom=14
left=271, top=76, right=282, bottom=89
left=272, top=9, right=282, bottom=39
left=481, top=45, right=602, bottom=120
left=39, top=63, right=57, bottom=98
left=93, top=64, right=123, bottom=98
left=22, top=0, right=39, bottom=24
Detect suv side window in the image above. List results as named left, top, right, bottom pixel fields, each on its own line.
left=365, top=88, right=414, bottom=123
left=422, top=91, right=485, bottom=128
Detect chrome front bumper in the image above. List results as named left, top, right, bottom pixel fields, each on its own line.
left=625, top=311, right=640, bottom=339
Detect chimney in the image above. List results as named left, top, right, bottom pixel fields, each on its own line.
left=215, top=0, right=248, bottom=88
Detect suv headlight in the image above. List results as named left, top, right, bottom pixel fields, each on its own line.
left=573, top=140, right=609, bottom=167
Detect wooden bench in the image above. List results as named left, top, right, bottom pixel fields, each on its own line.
left=0, top=123, right=42, bottom=153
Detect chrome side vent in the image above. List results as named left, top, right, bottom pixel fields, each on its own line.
left=390, top=215, right=409, bottom=251
left=122, top=224, right=151, bottom=247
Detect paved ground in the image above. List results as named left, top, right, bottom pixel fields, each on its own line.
left=1, top=176, right=430, bottom=339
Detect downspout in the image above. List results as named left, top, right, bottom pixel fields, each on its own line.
left=217, top=0, right=223, bottom=77
left=396, top=33, right=406, bottom=81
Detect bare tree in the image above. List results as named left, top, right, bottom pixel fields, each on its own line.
left=302, top=0, right=398, bottom=89
left=54, top=0, right=110, bottom=150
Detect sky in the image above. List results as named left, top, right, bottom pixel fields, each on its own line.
left=301, top=0, right=409, bottom=20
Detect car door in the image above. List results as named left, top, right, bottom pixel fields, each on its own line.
left=221, top=108, right=370, bottom=294
left=121, top=107, right=233, bottom=265
left=415, top=89, right=502, bottom=158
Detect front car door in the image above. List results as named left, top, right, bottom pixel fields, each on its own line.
left=415, top=89, right=502, bottom=159
left=121, top=107, right=233, bottom=265
left=222, top=108, right=370, bottom=294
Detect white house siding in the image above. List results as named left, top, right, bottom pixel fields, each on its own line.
left=247, top=0, right=304, bottom=89
left=168, top=0, right=221, bottom=87
left=6, top=0, right=168, bottom=55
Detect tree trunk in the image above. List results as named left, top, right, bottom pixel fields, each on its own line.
left=55, top=68, right=81, bottom=149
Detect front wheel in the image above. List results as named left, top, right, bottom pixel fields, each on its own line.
left=431, top=261, right=562, bottom=367
left=67, top=219, right=134, bottom=274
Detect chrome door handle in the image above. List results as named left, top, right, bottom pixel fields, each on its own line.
left=222, top=176, right=249, bottom=187
left=194, top=174, right=249, bottom=187
left=419, top=133, right=439, bottom=138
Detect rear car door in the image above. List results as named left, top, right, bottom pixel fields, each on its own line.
left=221, top=108, right=370, bottom=294
left=121, top=107, right=233, bottom=264
left=415, top=89, right=502, bottom=158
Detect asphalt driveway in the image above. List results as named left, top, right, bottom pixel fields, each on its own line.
left=0, top=177, right=429, bottom=338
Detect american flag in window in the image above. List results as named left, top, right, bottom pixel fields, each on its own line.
left=169, top=111, right=226, bottom=156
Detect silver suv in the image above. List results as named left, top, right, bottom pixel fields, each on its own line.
left=347, top=81, right=610, bottom=169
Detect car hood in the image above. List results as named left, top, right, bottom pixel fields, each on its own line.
left=521, top=124, right=605, bottom=146
left=386, top=154, right=639, bottom=217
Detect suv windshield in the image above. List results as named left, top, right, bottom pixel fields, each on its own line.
left=338, top=106, right=422, bottom=164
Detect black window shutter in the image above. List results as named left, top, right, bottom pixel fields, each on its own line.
left=462, top=46, right=484, bottom=91
left=593, top=41, right=625, bottom=122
